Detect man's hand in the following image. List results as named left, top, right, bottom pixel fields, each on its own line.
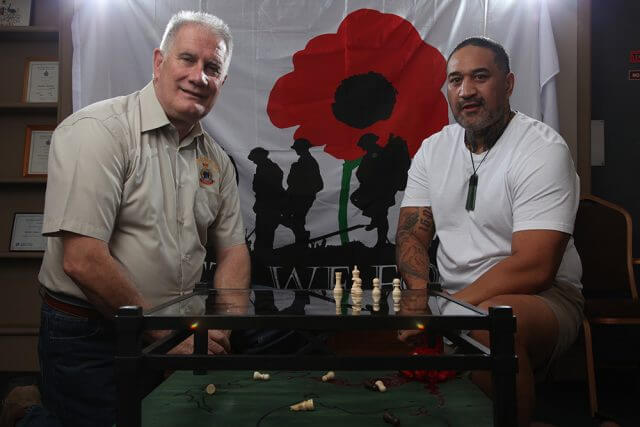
left=206, top=329, right=231, bottom=354
left=149, top=329, right=232, bottom=355
left=396, top=288, right=431, bottom=347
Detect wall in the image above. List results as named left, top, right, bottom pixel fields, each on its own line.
left=549, top=0, right=578, bottom=163
left=591, top=0, right=640, bottom=256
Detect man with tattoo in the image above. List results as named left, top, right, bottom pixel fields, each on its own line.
left=395, top=37, right=583, bottom=426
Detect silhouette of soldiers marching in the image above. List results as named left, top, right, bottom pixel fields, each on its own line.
left=282, top=138, right=324, bottom=245
left=350, top=133, right=410, bottom=247
left=248, top=147, right=286, bottom=250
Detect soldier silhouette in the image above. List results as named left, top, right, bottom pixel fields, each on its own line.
left=350, top=133, right=410, bottom=247
left=283, top=138, right=324, bottom=245
left=248, top=147, right=286, bottom=250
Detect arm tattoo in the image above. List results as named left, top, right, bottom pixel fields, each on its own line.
left=395, top=207, right=435, bottom=286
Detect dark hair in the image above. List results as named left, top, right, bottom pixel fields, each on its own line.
left=448, top=37, right=510, bottom=74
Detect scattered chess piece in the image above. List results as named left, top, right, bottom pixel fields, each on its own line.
left=253, top=371, right=270, bottom=381
left=383, top=410, right=400, bottom=426
left=351, top=277, right=363, bottom=315
left=392, top=278, right=402, bottom=313
left=321, top=371, right=335, bottom=382
left=205, top=384, right=216, bottom=395
left=333, top=271, right=343, bottom=314
left=290, top=398, right=314, bottom=411
left=372, top=278, right=381, bottom=312
left=374, top=380, right=387, bottom=392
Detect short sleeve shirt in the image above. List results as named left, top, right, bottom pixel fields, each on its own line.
left=38, top=82, right=245, bottom=306
left=401, top=112, right=582, bottom=293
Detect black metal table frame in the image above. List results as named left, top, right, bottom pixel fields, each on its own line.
left=115, top=286, right=517, bottom=427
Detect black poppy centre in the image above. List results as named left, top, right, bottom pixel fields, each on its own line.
left=332, top=71, right=398, bottom=129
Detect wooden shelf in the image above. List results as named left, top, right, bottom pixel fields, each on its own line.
left=0, top=178, right=47, bottom=185
left=0, top=102, right=57, bottom=113
left=0, top=26, right=58, bottom=41
left=0, top=251, right=43, bottom=259
left=0, top=327, right=39, bottom=336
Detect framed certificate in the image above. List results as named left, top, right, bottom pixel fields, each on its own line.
left=23, top=59, right=58, bottom=103
left=23, top=125, right=54, bottom=176
left=10, top=213, right=46, bottom=252
left=0, top=0, right=32, bottom=26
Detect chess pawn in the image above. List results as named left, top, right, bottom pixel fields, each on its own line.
left=321, top=371, right=335, bottom=382
left=290, top=398, right=314, bottom=411
left=351, top=277, right=363, bottom=315
left=333, top=272, right=343, bottom=314
left=253, top=371, right=270, bottom=381
left=392, top=278, right=402, bottom=313
left=372, top=278, right=381, bottom=312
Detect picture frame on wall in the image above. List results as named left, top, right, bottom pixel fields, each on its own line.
left=23, top=124, right=54, bottom=177
left=9, top=213, right=46, bottom=252
left=23, top=58, right=58, bottom=103
left=0, top=0, right=32, bottom=27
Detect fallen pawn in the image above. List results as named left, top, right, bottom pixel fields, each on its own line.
left=205, top=384, right=216, bottom=395
left=321, top=371, right=335, bottom=382
left=290, top=399, right=314, bottom=411
left=253, top=371, right=270, bottom=381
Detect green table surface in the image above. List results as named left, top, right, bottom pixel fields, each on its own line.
left=141, top=370, right=493, bottom=426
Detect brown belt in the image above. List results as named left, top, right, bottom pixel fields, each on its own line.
left=43, top=293, right=101, bottom=319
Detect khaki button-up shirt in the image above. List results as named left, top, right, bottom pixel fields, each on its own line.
left=39, top=82, right=245, bottom=307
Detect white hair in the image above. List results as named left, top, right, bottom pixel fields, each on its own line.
left=159, top=11, right=233, bottom=73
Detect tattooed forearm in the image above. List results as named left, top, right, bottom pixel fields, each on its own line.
left=395, top=207, right=435, bottom=289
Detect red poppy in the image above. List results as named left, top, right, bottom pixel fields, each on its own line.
left=267, top=8, right=449, bottom=161
left=400, top=339, right=457, bottom=387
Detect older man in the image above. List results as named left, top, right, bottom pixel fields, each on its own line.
left=396, top=37, right=584, bottom=426
left=2, top=11, right=249, bottom=427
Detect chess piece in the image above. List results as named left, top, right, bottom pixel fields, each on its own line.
left=290, top=398, right=314, bottom=411
left=383, top=410, right=400, bottom=426
left=321, top=371, right=335, bottom=382
left=392, top=278, right=402, bottom=313
left=372, top=278, right=381, bottom=312
left=253, top=371, right=270, bottom=380
left=351, top=265, right=360, bottom=287
left=333, top=271, right=343, bottom=314
left=374, top=380, right=387, bottom=392
left=351, top=277, right=363, bottom=315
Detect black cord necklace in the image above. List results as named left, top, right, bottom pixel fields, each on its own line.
left=465, top=146, right=491, bottom=211
left=464, top=111, right=515, bottom=211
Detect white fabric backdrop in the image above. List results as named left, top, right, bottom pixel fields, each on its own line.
left=71, top=0, right=559, bottom=251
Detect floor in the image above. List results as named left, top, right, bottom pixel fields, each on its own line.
left=2, top=327, right=638, bottom=426
left=1, top=369, right=637, bottom=426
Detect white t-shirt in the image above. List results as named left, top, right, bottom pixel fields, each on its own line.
left=401, top=112, right=582, bottom=294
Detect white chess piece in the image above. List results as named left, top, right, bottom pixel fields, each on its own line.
left=290, top=399, right=314, bottom=411
left=321, top=371, right=335, bottom=382
left=372, top=278, right=381, bottom=312
left=374, top=380, right=387, bottom=392
left=351, top=265, right=360, bottom=287
left=351, top=277, right=363, bottom=315
left=253, top=371, right=270, bottom=380
left=392, top=278, right=402, bottom=313
left=333, top=271, right=343, bottom=314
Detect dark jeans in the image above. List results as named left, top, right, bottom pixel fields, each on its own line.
left=22, top=300, right=117, bottom=427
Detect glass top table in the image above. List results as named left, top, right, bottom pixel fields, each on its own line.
left=115, top=284, right=517, bottom=427
left=145, top=284, right=484, bottom=317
